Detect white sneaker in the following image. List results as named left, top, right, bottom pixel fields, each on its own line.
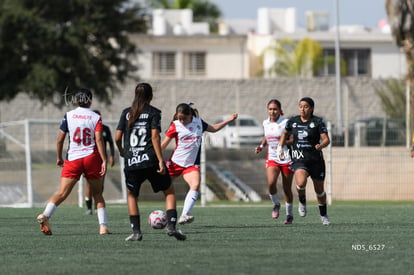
left=298, top=202, right=307, bottom=217
left=320, top=215, right=330, bottom=225
left=178, top=215, right=194, bottom=225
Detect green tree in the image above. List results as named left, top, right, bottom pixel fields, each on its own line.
left=261, top=38, right=323, bottom=77
left=0, top=0, right=147, bottom=106
left=260, top=37, right=343, bottom=77
left=146, top=0, right=221, bottom=32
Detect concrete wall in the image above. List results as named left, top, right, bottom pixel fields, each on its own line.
left=0, top=77, right=384, bottom=133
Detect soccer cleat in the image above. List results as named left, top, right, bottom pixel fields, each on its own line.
left=298, top=202, right=307, bottom=217
left=99, top=225, right=112, bottom=235
left=178, top=215, right=194, bottom=225
left=125, top=232, right=143, bottom=241
left=283, top=215, right=294, bottom=224
left=167, top=229, right=186, bottom=241
left=85, top=209, right=93, bottom=215
left=271, top=203, right=281, bottom=219
left=320, top=215, right=330, bottom=225
left=37, top=214, right=52, bottom=235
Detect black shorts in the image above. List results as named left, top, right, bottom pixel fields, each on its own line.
left=124, top=167, right=172, bottom=197
left=291, top=160, right=326, bottom=181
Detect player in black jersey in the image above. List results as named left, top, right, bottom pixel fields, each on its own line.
left=115, top=83, right=186, bottom=241
left=278, top=97, right=331, bottom=225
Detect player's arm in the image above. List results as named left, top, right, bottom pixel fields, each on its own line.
left=115, top=130, right=124, bottom=158
left=315, top=132, right=330, bottom=151
left=255, top=137, right=267, bottom=154
left=277, top=129, right=289, bottom=159
left=161, top=136, right=172, bottom=151
left=207, top=113, right=238, bottom=132
left=152, top=128, right=166, bottom=174
left=56, top=130, right=66, bottom=167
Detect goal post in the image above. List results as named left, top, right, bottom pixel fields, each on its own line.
left=0, top=119, right=126, bottom=208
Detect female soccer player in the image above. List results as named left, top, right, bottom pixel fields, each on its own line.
left=278, top=97, right=331, bottom=225
left=37, top=88, right=111, bottom=235
left=161, top=103, right=237, bottom=224
left=115, top=83, right=185, bottom=241
left=255, top=99, right=294, bottom=224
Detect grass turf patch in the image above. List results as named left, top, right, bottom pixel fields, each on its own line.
left=0, top=202, right=413, bottom=274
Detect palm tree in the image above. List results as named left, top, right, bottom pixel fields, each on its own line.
left=375, top=78, right=406, bottom=119
left=260, top=38, right=325, bottom=77
left=145, top=0, right=221, bottom=32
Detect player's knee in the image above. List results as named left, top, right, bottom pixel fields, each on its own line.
left=296, top=185, right=306, bottom=191
left=316, top=191, right=326, bottom=198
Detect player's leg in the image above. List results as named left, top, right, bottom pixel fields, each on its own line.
left=124, top=170, right=143, bottom=241
left=89, top=177, right=111, bottom=234
left=162, top=184, right=186, bottom=240
left=179, top=169, right=200, bottom=224
left=37, top=177, right=78, bottom=235
left=85, top=180, right=93, bottom=215
left=312, top=178, right=329, bottom=225
left=266, top=163, right=281, bottom=219
left=294, top=168, right=309, bottom=217
left=280, top=165, right=294, bottom=224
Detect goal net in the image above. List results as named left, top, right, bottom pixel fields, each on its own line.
left=0, top=119, right=126, bottom=208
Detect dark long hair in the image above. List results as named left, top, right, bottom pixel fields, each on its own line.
left=173, top=103, right=199, bottom=121
left=267, top=99, right=284, bottom=116
left=128, top=83, right=153, bottom=129
left=75, top=88, right=92, bottom=108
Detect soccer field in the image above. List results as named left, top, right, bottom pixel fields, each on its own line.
left=1, top=201, right=413, bottom=275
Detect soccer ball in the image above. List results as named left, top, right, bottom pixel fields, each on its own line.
left=148, top=210, right=167, bottom=229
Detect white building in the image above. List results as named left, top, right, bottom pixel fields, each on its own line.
left=133, top=7, right=405, bottom=80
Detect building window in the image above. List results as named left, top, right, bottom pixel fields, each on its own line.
left=153, top=52, right=175, bottom=77
left=318, top=48, right=371, bottom=76
left=184, top=52, right=206, bottom=77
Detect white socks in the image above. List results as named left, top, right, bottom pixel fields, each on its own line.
left=269, top=193, right=279, bottom=206
left=181, top=190, right=199, bottom=217
left=285, top=202, right=293, bottom=216
left=97, top=207, right=107, bottom=225
left=43, top=202, right=57, bottom=218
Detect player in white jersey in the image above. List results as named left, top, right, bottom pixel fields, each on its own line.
left=255, top=99, right=294, bottom=224
left=37, top=88, right=111, bottom=235
left=161, top=103, right=238, bottom=224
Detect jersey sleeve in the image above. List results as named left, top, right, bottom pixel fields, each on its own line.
left=95, top=117, right=103, bottom=132
left=165, top=122, right=177, bottom=138
left=318, top=118, right=329, bottom=134
left=104, top=125, right=115, bottom=157
left=150, top=111, right=162, bottom=131
left=116, top=109, right=128, bottom=132
left=285, top=118, right=293, bottom=131
left=59, top=113, right=68, bottom=132
left=201, top=119, right=208, bottom=132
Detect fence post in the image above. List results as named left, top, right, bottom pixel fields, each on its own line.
left=200, top=133, right=206, bottom=207
left=327, top=121, right=332, bottom=206
left=25, top=119, right=33, bottom=208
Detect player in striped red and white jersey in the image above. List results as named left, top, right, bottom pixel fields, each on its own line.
left=36, top=88, right=110, bottom=235
left=162, top=103, right=237, bottom=225
left=255, top=99, right=294, bottom=224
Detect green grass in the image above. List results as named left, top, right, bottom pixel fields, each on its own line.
left=1, top=201, right=413, bottom=275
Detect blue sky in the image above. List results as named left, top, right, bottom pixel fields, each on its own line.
left=133, top=0, right=388, bottom=29
left=210, top=0, right=387, bottom=28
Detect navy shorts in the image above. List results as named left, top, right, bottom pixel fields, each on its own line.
left=124, top=167, right=172, bottom=197
left=291, top=160, right=326, bottom=181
